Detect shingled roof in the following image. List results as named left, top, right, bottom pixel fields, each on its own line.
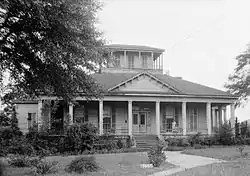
left=92, top=72, right=234, bottom=97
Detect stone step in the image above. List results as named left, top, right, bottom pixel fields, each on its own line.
left=134, top=136, right=157, bottom=138
left=136, top=142, right=157, bottom=145
left=134, top=135, right=157, bottom=138
left=134, top=135, right=159, bottom=151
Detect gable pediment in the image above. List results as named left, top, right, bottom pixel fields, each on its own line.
left=109, top=72, right=179, bottom=94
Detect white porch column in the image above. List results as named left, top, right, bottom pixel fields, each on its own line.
left=139, top=51, right=141, bottom=63
left=99, top=100, right=103, bottom=135
left=156, top=101, right=160, bottom=137
left=69, top=102, right=74, bottom=125
left=48, top=106, right=51, bottom=129
left=230, top=103, right=236, bottom=134
left=128, top=100, right=133, bottom=136
left=151, top=52, right=154, bottom=69
left=37, top=100, right=43, bottom=130
left=182, top=102, right=187, bottom=136
left=124, top=50, right=127, bottom=68
left=206, top=102, right=212, bottom=135
left=216, top=109, right=219, bottom=127
left=212, top=107, right=216, bottom=132
left=218, top=106, right=223, bottom=126
left=223, top=106, right=227, bottom=123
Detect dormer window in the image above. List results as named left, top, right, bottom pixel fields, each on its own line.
left=128, top=55, right=134, bottom=68
left=142, top=55, right=147, bottom=68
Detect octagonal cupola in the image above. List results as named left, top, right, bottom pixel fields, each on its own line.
left=102, top=44, right=165, bottom=74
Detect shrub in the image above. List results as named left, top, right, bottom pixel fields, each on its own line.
left=187, top=132, right=202, bottom=146
left=117, top=139, right=124, bottom=149
left=123, top=148, right=137, bottom=153
left=245, top=138, right=250, bottom=145
left=27, top=157, right=42, bottom=166
left=165, top=137, right=180, bottom=146
left=234, top=136, right=246, bottom=145
left=94, top=135, right=119, bottom=151
left=237, top=146, right=245, bottom=156
left=0, top=127, right=14, bottom=141
left=201, top=136, right=214, bottom=146
left=165, top=146, right=185, bottom=151
left=0, top=124, right=22, bottom=141
left=8, top=155, right=30, bottom=167
left=26, top=127, right=56, bottom=156
left=7, top=137, right=35, bottom=156
left=164, top=137, right=191, bottom=147
left=126, top=136, right=133, bottom=148
left=93, top=136, right=119, bottom=152
left=64, top=123, right=99, bottom=152
left=147, top=142, right=167, bottom=167
left=65, top=156, right=100, bottom=174
left=0, top=126, right=21, bottom=153
left=31, top=160, right=58, bottom=175
left=177, top=138, right=190, bottom=147
left=214, top=122, right=234, bottom=145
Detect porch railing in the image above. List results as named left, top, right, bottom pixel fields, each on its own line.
left=161, top=122, right=180, bottom=133
left=89, top=122, right=129, bottom=135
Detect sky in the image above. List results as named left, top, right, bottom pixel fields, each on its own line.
left=97, top=0, right=250, bottom=121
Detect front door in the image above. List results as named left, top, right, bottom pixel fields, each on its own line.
left=132, top=112, right=147, bottom=134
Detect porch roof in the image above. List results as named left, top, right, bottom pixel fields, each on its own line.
left=92, top=72, right=235, bottom=98
left=103, top=44, right=165, bottom=53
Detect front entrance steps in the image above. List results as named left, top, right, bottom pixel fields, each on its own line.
left=134, top=134, right=158, bottom=152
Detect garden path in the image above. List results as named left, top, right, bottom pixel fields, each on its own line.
left=152, top=151, right=227, bottom=176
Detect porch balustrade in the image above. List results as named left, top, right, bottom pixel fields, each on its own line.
left=43, top=100, right=236, bottom=137
left=160, top=122, right=180, bottom=133
left=87, top=122, right=129, bottom=135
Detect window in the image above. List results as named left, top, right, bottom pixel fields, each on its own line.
left=162, top=107, right=174, bottom=132
left=133, top=113, right=138, bottom=125
left=142, top=55, right=147, bottom=68
left=128, top=55, right=134, bottom=68
left=189, top=108, right=198, bottom=132
left=103, top=106, right=112, bottom=133
left=27, top=113, right=36, bottom=129
left=140, top=113, right=146, bottom=125
left=162, top=106, right=181, bottom=133
left=174, top=107, right=181, bottom=127
left=74, top=106, right=87, bottom=123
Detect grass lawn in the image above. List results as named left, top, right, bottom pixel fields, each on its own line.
left=2, top=152, right=175, bottom=176
left=169, top=146, right=250, bottom=176
left=182, top=145, right=250, bottom=161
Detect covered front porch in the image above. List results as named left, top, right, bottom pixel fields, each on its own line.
left=37, top=97, right=236, bottom=137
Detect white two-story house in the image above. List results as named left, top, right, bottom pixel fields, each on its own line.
left=16, top=44, right=237, bottom=139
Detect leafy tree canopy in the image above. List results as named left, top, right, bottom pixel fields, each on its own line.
left=0, top=0, right=105, bottom=102
left=225, top=44, right=250, bottom=105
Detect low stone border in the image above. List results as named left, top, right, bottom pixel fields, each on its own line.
left=139, top=163, right=153, bottom=168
